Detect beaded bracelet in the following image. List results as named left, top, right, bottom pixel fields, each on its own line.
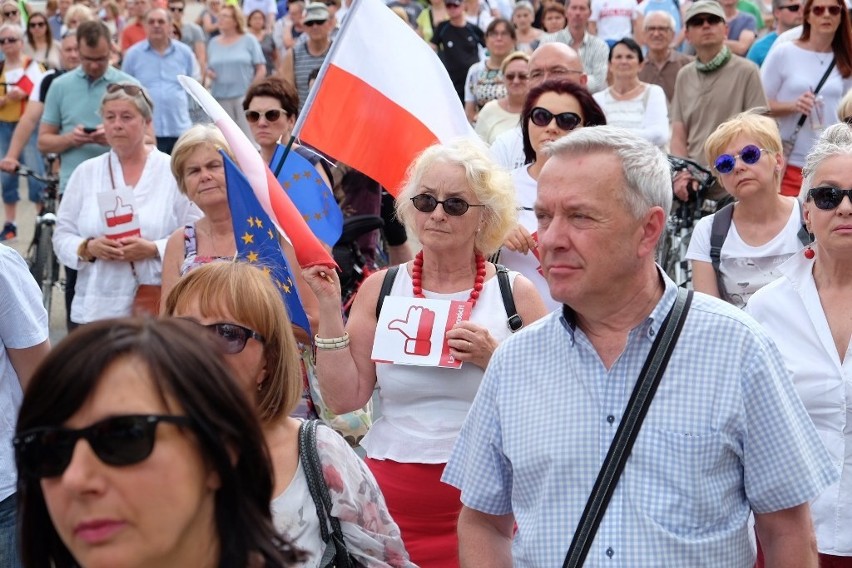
left=314, top=333, right=350, bottom=350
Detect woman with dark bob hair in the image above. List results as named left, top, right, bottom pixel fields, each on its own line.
left=504, top=79, right=606, bottom=310
left=14, top=318, right=301, bottom=568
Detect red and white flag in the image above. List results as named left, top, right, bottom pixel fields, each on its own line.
left=292, top=0, right=474, bottom=196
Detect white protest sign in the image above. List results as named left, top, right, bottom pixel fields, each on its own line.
left=97, top=188, right=141, bottom=240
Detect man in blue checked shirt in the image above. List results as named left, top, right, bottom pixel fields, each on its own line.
left=442, top=126, right=837, bottom=568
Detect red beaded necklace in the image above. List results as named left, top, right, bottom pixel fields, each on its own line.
left=412, top=251, right=486, bottom=308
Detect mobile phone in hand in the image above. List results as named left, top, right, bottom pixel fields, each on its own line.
left=83, top=127, right=97, bottom=134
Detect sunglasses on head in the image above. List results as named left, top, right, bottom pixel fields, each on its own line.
left=107, top=82, right=154, bottom=109
left=245, top=108, right=287, bottom=123
left=304, top=19, right=327, bottom=26
left=202, top=322, right=265, bottom=354
left=808, top=186, right=852, bottom=210
left=14, top=415, right=191, bottom=479
left=687, top=14, right=724, bottom=26
left=714, top=144, right=767, bottom=174
left=530, top=107, right=582, bottom=131
left=777, top=3, right=801, bottom=11
left=411, top=194, right=484, bottom=216
left=810, top=4, right=842, bottom=15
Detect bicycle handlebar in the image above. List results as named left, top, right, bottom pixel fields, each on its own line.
left=667, top=155, right=717, bottom=198
left=15, top=166, right=59, bottom=186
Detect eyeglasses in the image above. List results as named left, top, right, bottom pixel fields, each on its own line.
left=645, top=25, right=672, bottom=32
left=411, top=194, right=484, bottom=216
left=107, top=82, right=154, bottom=109
left=14, top=415, right=191, bottom=479
left=29, top=20, right=47, bottom=27
left=530, top=107, right=582, bottom=131
left=147, top=18, right=168, bottom=25
left=810, top=4, right=842, bottom=15
left=777, top=4, right=801, bottom=11
left=0, top=37, right=18, bottom=44
left=504, top=72, right=528, bottom=81
left=202, top=322, right=265, bottom=354
left=446, top=2, right=462, bottom=7
left=488, top=30, right=513, bottom=37
left=2, top=10, right=18, bottom=17
left=323, top=0, right=339, bottom=6
left=304, top=19, right=327, bottom=26
left=245, top=108, right=288, bottom=123
left=713, top=145, right=767, bottom=174
left=687, top=14, right=724, bottom=26
left=528, top=67, right=584, bottom=81
left=169, top=6, right=184, bottom=11
left=807, top=186, right=852, bottom=209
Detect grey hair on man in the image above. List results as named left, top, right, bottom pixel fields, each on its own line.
left=800, top=122, right=852, bottom=201
left=644, top=10, right=676, bottom=31
left=544, top=126, right=673, bottom=218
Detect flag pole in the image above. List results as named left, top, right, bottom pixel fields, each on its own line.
left=274, top=135, right=298, bottom=177
left=291, top=0, right=368, bottom=139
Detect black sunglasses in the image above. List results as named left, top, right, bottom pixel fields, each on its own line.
left=411, top=194, right=485, bottom=216
left=304, top=19, right=327, bottom=26
left=107, top=82, right=154, bottom=109
left=29, top=20, right=47, bottom=27
left=2, top=10, right=18, bottom=17
left=811, top=4, right=841, bottom=15
left=245, top=108, right=287, bottom=123
left=777, top=3, right=801, bottom=11
left=687, top=14, right=724, bottom=26
left=714, top=144, right=766, bottom=174
left=0, top=37, right=18, bottom=44
left=530, top=107, right=582, bottom=131
left=203, top=322, right=265, bottom=354
left=169, top=5, right=184, bottom=11
left=808, top=186, right=852, bottom=210
left=14, top=415, right=191, bottom=479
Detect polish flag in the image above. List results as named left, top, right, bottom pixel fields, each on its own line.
left=291, top=0, right=474, bottom=196
left=179, top=75, right=335, bottom=269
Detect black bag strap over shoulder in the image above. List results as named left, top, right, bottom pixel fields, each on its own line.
left=298, top=420, right=356, bottom=568
left=375, top=265, right=400, bottom=320
left=562, top=287, right=693, bottom=568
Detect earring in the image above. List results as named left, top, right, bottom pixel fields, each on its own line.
left=804, top=245, right=815, bottom=259
left=257, top=380, right=264, bottom=392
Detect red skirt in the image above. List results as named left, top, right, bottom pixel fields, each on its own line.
left=781, top=165, right=804, bottom=197
left=366, top=458, right=461, bottom=568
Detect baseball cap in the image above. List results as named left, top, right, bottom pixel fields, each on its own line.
left=685, top=0, right=725, bottom=23
left=303, top=1, right=330, bottom=23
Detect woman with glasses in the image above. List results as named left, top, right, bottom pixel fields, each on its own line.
left=499, top=79, right=606, bottom=310
left=592, top=38, right=669, bottom=149
left=0, top=23, right=49, bottom=243
left=475, top=50, right=530, bottom=144
left=52, top=84, right=201, bottom=325
left=23, top=11, right=61, bottom=69
left=206, top=4, right=265, bottom=140
left=0, top=0, right=20, bottom=25
left=747, top=123, right=852, bottom=568
left=463, top=18, right=516, bottom=123
left=685, top=111, right=807, bottom=308
left=761, top=0, right=852, bottom=196
left=303, top=139, right=547, bottom=568
left=165, top=261, right=414, bottom=567
left=14, top=317, right=303, bottom=568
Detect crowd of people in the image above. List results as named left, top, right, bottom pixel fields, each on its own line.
left=0, top=0, right=851, bottom=566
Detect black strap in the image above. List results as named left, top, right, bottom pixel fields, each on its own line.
left=298, top=420, right=355, bottom=568
left=795, top=58, right=835, bottom=129
left=562, top=288, right=693, bottom=568
left=375, top=265, right=399, bottom=320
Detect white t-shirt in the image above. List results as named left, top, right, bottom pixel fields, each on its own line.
left=590, top=0, right=641, bottom=41
left=593, top=84, right=670, bottom=148
left=499, top=166, right=561, bottom=312
left=489, top=125, right=525, bottom=170
left=685, top=199, right=805, bottom=308
left=474, top=99, right=520, bottom=144
left=0, top=245, right=49, bottom=502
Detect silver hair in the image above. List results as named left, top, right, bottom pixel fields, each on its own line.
left=799, top=122, right=852, bottom=202
left=544, top=126, right=673, bottom=217
left=100, top=83, right=154, bottom=122
left=644, top=10, right=676, bottom=30
left=0, top=23, right=24, bottom=39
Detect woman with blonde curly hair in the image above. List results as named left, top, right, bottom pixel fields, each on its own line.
left=303, top=138, right=547, bottom=568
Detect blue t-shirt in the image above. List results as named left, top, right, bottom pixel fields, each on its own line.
left=747, top=30, right=778, bottom=67
left=207, top=34, right=265, bottom=99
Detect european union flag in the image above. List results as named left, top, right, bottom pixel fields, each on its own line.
left=270, top=144, right=344, bottom=247
left=222, top=151, right=311, bottom=334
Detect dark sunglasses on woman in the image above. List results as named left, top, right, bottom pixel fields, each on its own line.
left=808, top=186, right=852, bottom=210
left=411, top=194, right=485, bottom=216
left=810, top=5, right=842, bottom=15
left=714, top=144, right=767, bottom=174
left=530, top=107, right=582, bottom=131
left=14, top=415, right=191, bottom=478
left=245, top=108, right=287, bottom=123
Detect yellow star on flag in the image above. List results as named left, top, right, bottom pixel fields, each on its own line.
left=247, top=217, right=256, bottom=228
left=254, top=217, right=263, bottom=228
left=247, top=251, right=259, bottom=263
left=241, top=232, right=254, bottom=245
left=303, top=170, right=313, bottom=179
left=283, top=181, right=291, bottom=190
left=293, top=172, right=301, bottom=181
left=267, top=229, right=275, bottom=240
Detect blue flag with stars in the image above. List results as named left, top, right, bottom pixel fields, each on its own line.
left=222, top=150, right=312, bottom=335
left=270, top=144, right=343, bottom=247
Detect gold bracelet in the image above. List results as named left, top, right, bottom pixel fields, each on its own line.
left=77, top=237, right=95, bottom=262
left=314, top=333, right=350, bottom=350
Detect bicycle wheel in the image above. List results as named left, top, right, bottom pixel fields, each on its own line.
left=33, top=223, right=55, bottom=314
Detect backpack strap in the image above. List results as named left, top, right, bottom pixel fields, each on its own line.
left=375, top=265, right=400, bottom=320
left=709, top=202, right=735, bottom=276
left=496, top=264, right=523, bottom=332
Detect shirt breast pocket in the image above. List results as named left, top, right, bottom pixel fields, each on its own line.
left=627, top=428, right=735, bottom=534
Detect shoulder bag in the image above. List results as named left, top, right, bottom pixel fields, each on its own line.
left=562, top=287, right=693, bottom=568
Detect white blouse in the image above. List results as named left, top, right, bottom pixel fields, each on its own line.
left=747, top=252, right=852, bottom=555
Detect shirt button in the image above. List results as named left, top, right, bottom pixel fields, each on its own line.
left=606, top=547, right=614, bottom=558
left=649, top=328, right=656, bottom=337
left=607, top=415, right=615, bottom=424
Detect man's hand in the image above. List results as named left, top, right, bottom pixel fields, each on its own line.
left=672, top=170, right=695, bottom=202
left=0, top=156, right=20, bottom=173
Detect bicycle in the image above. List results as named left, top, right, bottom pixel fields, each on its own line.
left=19, top=154, right=61, bottom=317
left=332, top=214, right=389, bottom=319
left=658, top=155, right=718, bottom=287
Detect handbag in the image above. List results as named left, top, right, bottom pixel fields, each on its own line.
left=782, top=58, right=836, bottom=162
left=562, top=288, right=693, bottom=568
left=299, top=420, right=359, bottom=568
